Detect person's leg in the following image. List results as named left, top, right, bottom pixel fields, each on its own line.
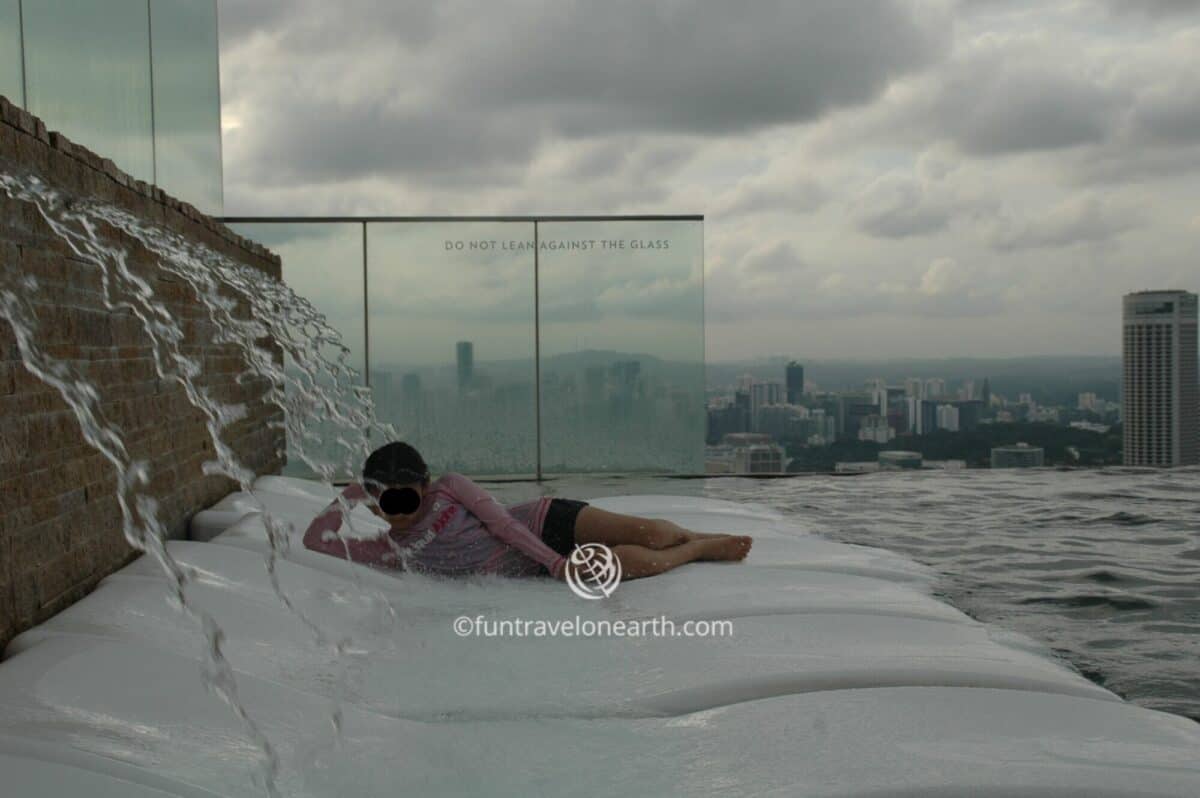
left=651, top=517, right=738, bottom=543
left=573, top=506, right=735, bottom=549
left=611, top=537, right=753, bottom=579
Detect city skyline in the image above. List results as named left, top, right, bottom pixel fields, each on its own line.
left=699, top=288, right=1200, bottom=473
left=705, top=357, right=1127, bottom=473
left=339, top=329, right=1139, bottom=475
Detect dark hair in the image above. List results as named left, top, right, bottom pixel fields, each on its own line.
left=362, top=441, right=430, bottom=487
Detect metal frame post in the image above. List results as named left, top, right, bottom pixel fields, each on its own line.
left=534, top=220, right=542, bottom=482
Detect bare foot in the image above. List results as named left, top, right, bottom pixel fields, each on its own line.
left=698, top=535, right=753, bottom=561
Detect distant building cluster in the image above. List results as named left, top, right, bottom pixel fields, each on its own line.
left=364, top=339, right=705, bottom=475
left=359, top=289, right=1197, bottom=477
left=705, top=288, right=1198, bottom=474
left=705, top=364, right=997, bottom=472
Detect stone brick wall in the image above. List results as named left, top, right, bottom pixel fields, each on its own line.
left=0, top=95, right=286, bottom=653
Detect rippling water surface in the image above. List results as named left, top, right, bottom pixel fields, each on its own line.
left=497, top=467, right=1200, bottom=723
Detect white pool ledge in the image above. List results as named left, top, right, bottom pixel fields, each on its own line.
left=2, top=475, right=1198, bottom=797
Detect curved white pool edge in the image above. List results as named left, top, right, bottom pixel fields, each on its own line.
left=2, top=476, right=1198, bottom=797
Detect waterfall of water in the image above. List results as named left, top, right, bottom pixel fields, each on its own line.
left=1, top=163, right=403, bottom=795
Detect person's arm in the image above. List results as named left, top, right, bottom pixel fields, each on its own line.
left=441, top=473, right=568, bottom=578
left=302, top=483, right=399, bottom=565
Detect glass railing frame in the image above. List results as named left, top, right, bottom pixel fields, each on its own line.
left=5, top=0, right=223, bottom=213
left=219, top=215, right=706, bottom=481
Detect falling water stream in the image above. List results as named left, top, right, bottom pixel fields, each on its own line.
left=0, top=162, right=400, bottom=796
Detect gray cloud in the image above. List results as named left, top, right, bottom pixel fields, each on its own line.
left=850, top=163, right=1000, bottom=239
left=853, top=175, right=956, bottom=238
left=217, top=0, right=1200, bottom=359
left=1128, top=84, right=1200, bottom=146
left=927, top=45, right=1125, bottom=156
left=219, top=0, right=438, bottom=48
left=705, top=244, right=1005, bottom=325
left=446, top=1, right=950, bottom=136
left=741, top=241, right=810, bottom=277
left=560, top=139, right=697, bottom=188
left=987, top=195, right=1143, bottom=251
left=960, top=0, right=1200, bottom=20
left=713, top=178, right=826, bottom=219
left=1096, top=0, right=1200, bottom=17
left=220, top=1, right=950, bottom=189
left=237, top=100, right=536, bottom=186
left=811, top=22, right=1200, bottom=185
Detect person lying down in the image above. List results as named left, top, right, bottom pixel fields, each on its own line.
left=303, top=441, right=753, bottom=581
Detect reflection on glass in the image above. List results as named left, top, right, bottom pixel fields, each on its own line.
left=150, top=0, right=222, bottom=215
left=22, top=0, right=154, bottom=181
left=538, top=221, right=705, bottom=474
left=0, top=0, right=21, bottom=106
left=231, top=223, right=366, bottom=478
left=367, top=223, right=537, bottom=478
left=229, top=219, right=705, bottom=478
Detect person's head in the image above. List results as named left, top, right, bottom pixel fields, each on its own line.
left=362, top=441, right=430, bottom=529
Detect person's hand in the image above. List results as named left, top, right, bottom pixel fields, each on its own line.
left=553, top=558, right=571, bottom=582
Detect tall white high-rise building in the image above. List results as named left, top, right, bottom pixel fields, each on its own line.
left=766, top=380, right=785, bottom=405
left=936, top=404, right=960, bottom=432
left=925, top=378, right=946, bottom=398
left=857, top=415, right=894, bottom=444
left=748, top=379, right=784, bottom=431
left=1123, top=291, right=1199, bottom=466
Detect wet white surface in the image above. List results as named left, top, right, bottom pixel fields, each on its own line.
left=3, top=476, right=1199, bottom=797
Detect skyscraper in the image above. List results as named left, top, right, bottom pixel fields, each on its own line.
left=1123, top=291, right=1199, bottom=466
left=584, top=366, right=607, bottom=403
left=734, top=390, right=752, bottom=433
left=766, top=380, right=784, bottom=405
left=786, top=361, right=805, bottom=404
left=936, top=404, right=960, bottom=432
left=400, top=372, right=423, bottom=420
left=953, top=399, right=984, bottom=432
left=609, top=360, right=641, bottom=420
left=750, top=381, right=769, bottom=431
left=456, top=341, right=474, bottom=395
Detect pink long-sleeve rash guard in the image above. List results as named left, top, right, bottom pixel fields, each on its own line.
left=302, top=472, right=568, bottom=579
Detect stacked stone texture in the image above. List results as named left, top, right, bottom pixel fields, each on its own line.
left=0, top=94, right=286, bottom=652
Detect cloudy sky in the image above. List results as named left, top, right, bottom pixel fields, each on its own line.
left=217, top=0, right=1200, bottom=363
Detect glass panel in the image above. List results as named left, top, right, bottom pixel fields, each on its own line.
left=537, top=220, right=705, bottom=474
left=0, top=0, right=21, bottom=106
left=149, top=0, right=222, bottom=215
left=22, top=0, right=154, bottom=182
left=230, top=223, right=366, bottom=479
left=367, top=222, right=538, bottom=478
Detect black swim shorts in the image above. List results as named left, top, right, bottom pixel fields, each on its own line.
left=540, top=498, right=590, bottom=557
